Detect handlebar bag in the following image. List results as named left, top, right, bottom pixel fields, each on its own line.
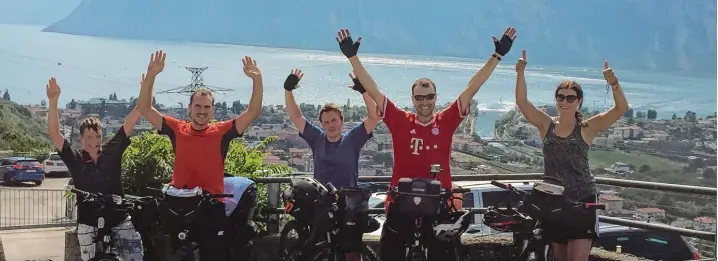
left=395, top=178, right=442, bottom=217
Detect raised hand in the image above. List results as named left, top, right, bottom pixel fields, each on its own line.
left=516, top=49, right=527, bottom=73
left=336, top=28, right=362, bottom=58
left=147, top=50, right=166, bottom=77
left=603, top=60, right=618, bottom=86
left=46, top=77, right=60, bottom=100
left=242, top=56, right=262, bottom=79
left=492, top=27, right=517, bottom=57
left=348, top=72, right=365, bottom=94
left=284, top=69, right=303, bottom=91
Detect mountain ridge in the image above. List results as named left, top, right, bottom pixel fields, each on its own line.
left=39, top=0, right=718, bottom=76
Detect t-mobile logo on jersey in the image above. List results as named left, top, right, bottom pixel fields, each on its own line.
left=410, top=138, right=439, bottom=155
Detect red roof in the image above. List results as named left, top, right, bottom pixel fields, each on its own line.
left=694, top=216, right=715, bottom=223
left=600, top=195, right=623, bottom=201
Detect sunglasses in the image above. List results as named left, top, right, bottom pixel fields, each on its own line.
left=555, top=94, right=578, bottom=103
left=414, top=93, right=436, bottom=101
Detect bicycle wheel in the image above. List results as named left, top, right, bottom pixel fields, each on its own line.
left=360, top=243, right=379, bottom=261
left=279, top=220, right=310, bottom=261
left=89, top=253, right=123, bottom=261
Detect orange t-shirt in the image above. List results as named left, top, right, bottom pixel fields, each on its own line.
left=161, top=116, right=241, bottom=195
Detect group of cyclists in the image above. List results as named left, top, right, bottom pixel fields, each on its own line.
left=45, top=24, right=628, bottom=261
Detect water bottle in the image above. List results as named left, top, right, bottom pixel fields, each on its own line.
left=325, top=182, right=338, bottom=195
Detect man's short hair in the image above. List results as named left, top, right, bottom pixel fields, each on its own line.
left=319, top=103, right=344, bottom=121
left=411, top=78, right=436, bottom=95
left=79, top=117, right=103, bottom=136
left=189, top=88, right=215, bottom=105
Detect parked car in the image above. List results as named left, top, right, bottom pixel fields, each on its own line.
left=594, top=224, right=701, bottom=261
left=0, top=157, right=45, bottom=186
left=42, top=152, right=69, bottom=177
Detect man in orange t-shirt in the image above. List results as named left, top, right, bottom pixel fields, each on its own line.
left=136, top=50, right=264, bottom=261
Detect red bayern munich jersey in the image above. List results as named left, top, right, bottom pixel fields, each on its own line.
left=380, top=95, right=468, bottom=189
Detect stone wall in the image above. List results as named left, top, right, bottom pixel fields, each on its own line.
left=65, top=229, right=649, bottom=261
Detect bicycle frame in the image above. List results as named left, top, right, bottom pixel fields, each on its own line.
left=71, top=188, right=132, bottom=259
left=487, top=180, right=605, bottom=261
left=390, top=164, right=470, bottom=261
left=147, top=185, right=233, bottom=260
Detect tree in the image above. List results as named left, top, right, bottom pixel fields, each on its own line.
left=684, top=111, right=697, bottom=122
left=638, top=164, right=651, bottom=173
left=69, top=99, right=77, bottom=109
left=646, top=109, right=657, bottom=120
left=623, top=108, right=634, bottom=118
left=672, top=113, right=677, bottom=120
left=40, top=100, right=47, bottom=107
left=231, top=100, right=243, bottom=114
left=99, top=99, right=107, bottom=119
left=636, top=111, right=646, bottom=119
left=2, top=89, right=10, bottom=101
left=702, top=168, right=716, bottom=181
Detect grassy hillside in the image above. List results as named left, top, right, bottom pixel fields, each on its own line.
left=0, top=100, right=52, bottom=153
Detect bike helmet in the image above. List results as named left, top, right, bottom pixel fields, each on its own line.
left=482, top=207, right=525, bottom=233
left=288, top=177, right=329, bottom=204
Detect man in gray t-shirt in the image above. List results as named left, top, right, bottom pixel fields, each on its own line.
left=284, top=69, right=379, bottom=261
left=284, top=69, right=379, bottom=188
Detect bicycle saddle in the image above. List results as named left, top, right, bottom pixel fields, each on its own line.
left=532, top=181, right=564, bottom=196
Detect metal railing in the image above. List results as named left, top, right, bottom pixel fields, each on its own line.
left=0, top=187, right=75, bottom=230
left=259, top=173, right=717, bottom=242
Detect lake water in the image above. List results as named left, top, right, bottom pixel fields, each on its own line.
left=1, top=24, right=715, bottom=138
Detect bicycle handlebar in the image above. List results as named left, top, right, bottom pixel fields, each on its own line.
left=490, top=181, right=527, bottom=196
left=489, top=180, right=605, bottom=210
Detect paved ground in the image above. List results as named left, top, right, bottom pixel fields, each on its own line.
left=0, top=177, right=73, bottom=228
left=0, top=227, right=67, bottom=261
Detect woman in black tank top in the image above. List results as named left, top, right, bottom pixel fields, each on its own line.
left=513, top=50, right=629, bottom=261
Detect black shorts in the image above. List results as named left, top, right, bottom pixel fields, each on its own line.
left=550, top=194, right=599, bottom=244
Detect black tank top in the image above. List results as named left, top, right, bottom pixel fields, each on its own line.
left=541, top=120, right=596, bottom=200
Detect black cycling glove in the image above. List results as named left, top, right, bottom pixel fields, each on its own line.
left=339, top=36, right=361, bottom=58
left=493, top=34, right=514, bottom=57
left=284, top=74, right=300, bottom=91
left=351, top=77, right=366, bottom=94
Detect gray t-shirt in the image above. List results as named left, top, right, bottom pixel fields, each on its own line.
left=299, top=120, right=373, bottom=189
left=542, top=120, right=596, bottom=200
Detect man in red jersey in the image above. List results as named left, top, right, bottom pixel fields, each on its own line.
left=136, top=50, right=263, bottom=261
left=337, top=27, right=517, bottom=260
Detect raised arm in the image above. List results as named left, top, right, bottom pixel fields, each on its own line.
left=137, top=50, right=166, bottom=130
left=515, top=49, right=552, bottom=137
left=283, top=69, right=307, bottom=133
left=585, top=60, right=629, bottom=137
left=122, top=106, right=142, bottom=134
left=337, top=28, right=385, bottom=113
left=348, top=73, right=379, bottom=133
left=457, top=27, right=516, bottom=112
left=233, top=56, right=263, bottom=135
left=45, top=77, right=64, bottom=151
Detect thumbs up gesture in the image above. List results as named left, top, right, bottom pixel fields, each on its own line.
left=516, top=49, right=527, bottom=73
left=603, top=60, right=618, bottom=86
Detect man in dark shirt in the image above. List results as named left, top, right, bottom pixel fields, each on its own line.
left=136, top=50, right=264, bottom=261
left=46, top=77, right=144, bottom=261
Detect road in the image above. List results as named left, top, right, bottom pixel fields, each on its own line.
left=0, top=177, right=73, bottom=229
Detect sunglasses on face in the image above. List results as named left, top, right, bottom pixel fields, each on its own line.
left=555, top=94, right=578, bottom=103
left=414, top=93, right=436, bottom=101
